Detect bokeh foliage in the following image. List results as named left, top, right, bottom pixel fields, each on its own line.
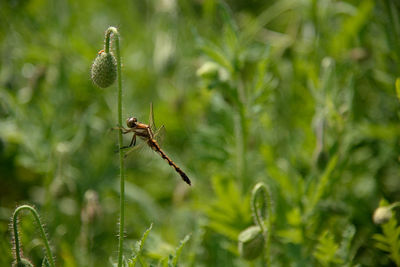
left=1, top=0, right=400, bottom=266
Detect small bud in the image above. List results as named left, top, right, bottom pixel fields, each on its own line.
left=81, top=190, right=102, bottom=224
left=373, top=206, right=392, bottom=224
left=238, top=225, right=265, bottom=260
left=13, top=258, right=34, bottom=267
left=90, top=51, right=117, bottom=88
left=196, top=61, right=219, bottom=79
left=314, top=149, right=328, bottom=171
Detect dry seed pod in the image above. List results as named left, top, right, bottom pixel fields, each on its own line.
left=91, top=51, right=117, bottom=88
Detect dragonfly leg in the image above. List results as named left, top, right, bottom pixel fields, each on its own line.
left=121, top=128, right=130, bottom=134
left=120, top=133, right=136, bottom=150
left=112, top=125, right=130, bottom=134
left=129, top=133, right=137, bottom=147
left=146, top=126, right=154, bottom=139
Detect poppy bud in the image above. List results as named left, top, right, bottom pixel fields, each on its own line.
left=90, top=51, right=117, bottom=88
left=238, top=225, right=265, bottom=260
left=13, top=258, right=34, bottom=267
left=81, top=190, right=102, bottom=224
left=196, top=61, right=219, bottom=79
left=373, top=206, right=392, bottom=225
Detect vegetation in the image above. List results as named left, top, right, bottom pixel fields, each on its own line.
left=1, top=0, right=400, bottom=266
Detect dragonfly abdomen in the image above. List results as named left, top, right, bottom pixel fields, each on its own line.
left=149, top=139, right=191, bottom=185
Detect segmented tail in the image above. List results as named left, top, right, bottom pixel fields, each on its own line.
left=149, top=139, right=191, bottom=185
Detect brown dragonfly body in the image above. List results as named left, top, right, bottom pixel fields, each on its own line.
left=119, top=116, right=191, bottom=186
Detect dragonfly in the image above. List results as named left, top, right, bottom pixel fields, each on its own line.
left=115, top=103, right=191, bottom=186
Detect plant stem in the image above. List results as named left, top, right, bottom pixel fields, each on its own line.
left=251, top=183, right=272, bottom=266
left=390, top=202, right=400, bottom=210
left=12, top=205, right=55, bottom=267
left=105, top=26, right=125, bottom=267
left=234, top=76, right=248, bottom=187
left=234, top=112, right=244, bottom=181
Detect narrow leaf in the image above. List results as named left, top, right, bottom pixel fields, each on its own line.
left=396, top=78, right=400, bottom=102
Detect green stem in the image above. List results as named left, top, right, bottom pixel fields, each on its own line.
left=389, top=202, right=400, bottom=210
left=251, top=183, right=272, bottom=266
left=239, top=103, right=247, bottom=182
left=234, top=112, right=245, bottom=182
left=104, top=28, right=112, bottom=53
left=235, top=77, right=248, bottom=186
left=12, top=205, right=55, bottom=267
left=105, top=26, right=125, bottom=267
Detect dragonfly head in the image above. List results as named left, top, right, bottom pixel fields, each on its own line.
left=126, top=117, right=137, bottom=128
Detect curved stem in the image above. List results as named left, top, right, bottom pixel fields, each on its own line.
left=251, top=183, right=272, bottom=266
left=390, top=202, right=400, bottom=210
left=12, top=205, right=55, bottom=267
left=105, top=26, right=125, bottom=267
left=104, top=28, right=114, bottom=53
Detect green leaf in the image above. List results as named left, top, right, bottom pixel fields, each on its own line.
left=204, top=176, right=251, bottom=241
left=171, top=234, right=191, bottom=267
left=395, top=78, right=400, bottom=102
left=374, top=242, right=391, bottom=253
left=313, top=231, right=343, bottom=266
left=337, top=225, right=357, bottom=266
left=200, top=44, right=233, bottom=74
left=41, top=257, right=50, bottom=267
left=129, top=223, right=153, bottom=267
left=330, top=0, right=374, bottom=55
left=306, top=154, right=339, bottom=216
left=374, top=206, right=400, bottom=265
left=373, top=233, right=389, bottom=243
left=277, top=228, right=303, bottom=244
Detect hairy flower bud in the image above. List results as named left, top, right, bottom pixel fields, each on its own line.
left=13, top=258, right=34, bottom=267
left=373, top=206, right=392, bottom=225
left=91, top=51, right=117, bottom=88
left=81, top=190, right=102, bottom=224
left=238, top=225, right=265, bottom=260
left=196, top=61, right=219, bottom=79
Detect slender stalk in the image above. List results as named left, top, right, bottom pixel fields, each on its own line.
left=234, top=112, right=244, bottom=181
left=238, top=103, right=247, bottom=183
left=234, top=76, right=248, bottom=187
left=389, top=202, right=400, bottom=210
left=12, top=205, right=55, bottom=267
left=251, top=183, right=272, bottom=266
left=105, top=26, right=125, bottom=267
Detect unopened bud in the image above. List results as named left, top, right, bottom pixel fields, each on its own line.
left=91, top=51, right=117, bottom=88
left=373, top=206, right=392, bottom=224
left=13, top=258, right=34, bottom=267
left=81, top=190, right=102, bottom=224
left=238, top=225, right=264, bottom=260
left=196, top=61, right=219, bottom=79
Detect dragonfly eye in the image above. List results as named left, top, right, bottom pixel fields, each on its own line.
left=126, top=117, right=137, bottom=128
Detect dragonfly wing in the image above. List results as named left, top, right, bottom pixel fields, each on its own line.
left=149, top=102, right=157, bottom=132
left=153, top=124, right=166, bottom=145
left=122, top=142, right=147, bottom=157
left=148, top=103, right=166, bottom=143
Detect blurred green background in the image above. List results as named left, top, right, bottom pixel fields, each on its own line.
left=1, top=0, right=400, bottom=266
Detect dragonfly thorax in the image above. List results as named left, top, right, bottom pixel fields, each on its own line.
left=126, top=117, right=138, bottom=128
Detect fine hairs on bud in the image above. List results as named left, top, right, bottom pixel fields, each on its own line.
left=373, top=201, right=400, bottom=225
left=237, top=182, right=272, bottom=263
left=238, top=225, right=265, bottom=260
left=11, top=205, right=56, bottom=267
left=13, top=258, right=34, bottom=267
left=91, top=50, right=117, bottom=88
left=373, top=206, right=393, bottom=225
